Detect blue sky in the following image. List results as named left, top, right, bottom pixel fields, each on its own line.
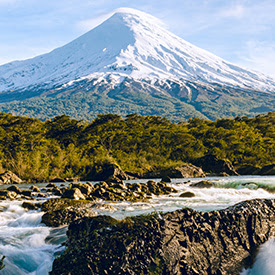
left=0, top=0, right=274, bottom=77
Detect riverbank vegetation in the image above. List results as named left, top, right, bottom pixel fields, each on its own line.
left=0, top=112, right=274, bottom=182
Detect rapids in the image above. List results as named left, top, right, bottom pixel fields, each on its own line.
left=0, top=175, right=274, bottom=274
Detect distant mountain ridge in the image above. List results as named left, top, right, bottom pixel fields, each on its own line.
left=0, top=8, right=274, bottom=120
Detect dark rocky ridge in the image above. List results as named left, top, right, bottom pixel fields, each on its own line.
left=51, top=199, right=275, bottom=275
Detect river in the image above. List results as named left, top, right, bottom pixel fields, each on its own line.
left=0, top=175, right=274, bottom=274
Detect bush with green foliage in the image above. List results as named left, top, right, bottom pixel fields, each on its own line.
left=0, top=111, right=274, bottom=181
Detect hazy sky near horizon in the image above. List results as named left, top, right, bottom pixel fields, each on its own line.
left=0, top=0, right=274, bottom=77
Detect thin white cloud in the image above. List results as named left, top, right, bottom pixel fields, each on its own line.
left=239, top=41, right=275, bottom=78
left=76, top=7, right=167, bottom=32
left=218, top=4, right=245, bottom=19
left=77, top=11, right=115, bottom=32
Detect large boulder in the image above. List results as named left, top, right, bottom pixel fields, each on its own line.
left=237, top=164, right=275, bottom=176
left=143, top=164, right=205, bottom=179
left=51, top=199, right=275, bottom=275
left=41, top=198, right=97, bottom=227
left=190, top=180, right=215, bottom=188
left=61, top=188, right=86, bottom=200
left=237, top=165, right=261, bottom=175
left=86, top=163, right=131, bottom=181
left=0, top=171, right=23, bottom=184
left=194, top=154, right=238, bottom=176
left=258, top=164, right=275, bottom=175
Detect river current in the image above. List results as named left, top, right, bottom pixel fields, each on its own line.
left=0, top=175, right=274, bottom=274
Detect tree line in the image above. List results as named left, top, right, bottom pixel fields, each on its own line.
left=0, top=112, right=274, bottom=181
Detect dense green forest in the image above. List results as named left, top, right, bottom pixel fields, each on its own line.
left=0, top=111, right=274, bottom=182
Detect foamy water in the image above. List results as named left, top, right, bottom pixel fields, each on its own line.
left=0, top=201, right=65, bottom=274
left=0, top=176, right=274, bottom=274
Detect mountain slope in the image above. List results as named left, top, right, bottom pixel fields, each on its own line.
left=0, top=8, right=275, bottom=121
left=1, top=8, right=275, bottom=94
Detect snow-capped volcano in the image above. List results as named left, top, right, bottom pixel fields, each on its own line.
left=1, top=8, right=275, bottom=94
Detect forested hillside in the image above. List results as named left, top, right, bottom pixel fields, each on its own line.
left=0, top=112, right=274, bottom=181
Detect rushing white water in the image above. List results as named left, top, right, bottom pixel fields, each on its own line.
left=0, top=175, right=274, bottom=274
left=241, top=239, right=275, bottom=275
left=0, top=200, right=66, bottom=274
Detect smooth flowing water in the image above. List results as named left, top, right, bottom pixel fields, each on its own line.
left=0, top=176, right=274, bottom=274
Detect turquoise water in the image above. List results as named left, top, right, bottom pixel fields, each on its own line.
left=0, top=175, right=274, bottom=274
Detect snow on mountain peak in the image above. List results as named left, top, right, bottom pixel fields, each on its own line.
left=0, top=8, right=275, bottom=93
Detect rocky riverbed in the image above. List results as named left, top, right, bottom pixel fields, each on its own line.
left=0, top=176, right=275, bottom=274
left=50, top=199, right=275, bottom=275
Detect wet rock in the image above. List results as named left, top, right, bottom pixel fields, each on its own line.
left=180, top=191, right=196, bottom=198
left=71, top=183, right=94, bottom=196
left=30, top=185, right=40, bottom=192
left=258, top=164, right=275, bottom=175
left=237, top=165, right=261, bottom=175
left=190, top=180, right=215, bottom=188
left=194, top=154, right=238, bottom=176
left=7, top=185, right=21, bottom=194
left=37, top=193, right=48, bottom=198
left=61, top=188, right=86, bottom=200
left=0, top=171, right=23, bottom=184
left=21, top=190, right=33, bottom=197
left=52, top=188, right=63, bottom=196
left=41, top=198, right=97, bottom=227
left=51, top=199, right=275, bottom=275
left=86, top=163, right=131, bottom=181
left=22, top=202, right=40, bottom=210
left=161, top=175, right=171, bottom=183
left=0, top=190, right=18, bottom=199
left=46, top=183, right=58, bottom=188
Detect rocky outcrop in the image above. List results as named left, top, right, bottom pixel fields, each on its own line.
left=190, top=180, right=215, bottom=188
left=86, top=163, right=132, bottom=181
left=194, top=154, right=238, bottom=176
left=0, top=171, right=23, bottom=184
left=143, top=164, right=205, bottom=178
left=258, top=164, right=275, bottom=175
left=51, top=199, right=275, bottom=275
left=41, top=198, right=97, bottom=227
left=237, top=164, right=275, bottom=175
left=237, top=165, right=261, bottom=175
left=40, top=180, right=178, bottom=226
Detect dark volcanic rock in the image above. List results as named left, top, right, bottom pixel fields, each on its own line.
left=0, top=171, right=23, bottom=184
left=179, top=191, right=195, bottom=198
left=7, top=185, right=21, bottom=194
left=87, top=163, right=131, bottom=181
left=51, top=199, right=275, bottom=275
left=194, top=154, right=238, bottom=176
left=237, top=164, right=275, bottom=176
left=237, top=165, right=261, bottom=175
left=41, top=198, right=97, bottom=227
left=161, top=175, right=171, bottom=183
left=144, top=164, right=205, bottom=178
left=61, top=188, right=86, bottom=200
left=190, top=180, right=215, bottom=188
left=22, top=201, right=41, bottom=210
left=258, top=164, right=275, bottom=175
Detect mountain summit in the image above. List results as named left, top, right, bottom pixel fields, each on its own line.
left=1, top=8, right=275, bottom=94
left=0, top=8, right=275, bottom=120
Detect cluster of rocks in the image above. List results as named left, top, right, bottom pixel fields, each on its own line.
left=51, top=199, right=275, bottom=275
left=0, top=179, right=178, bottom=226
left=61, top=179, right=177, bottom=202
left=0, top=185, right=40, bottom=200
